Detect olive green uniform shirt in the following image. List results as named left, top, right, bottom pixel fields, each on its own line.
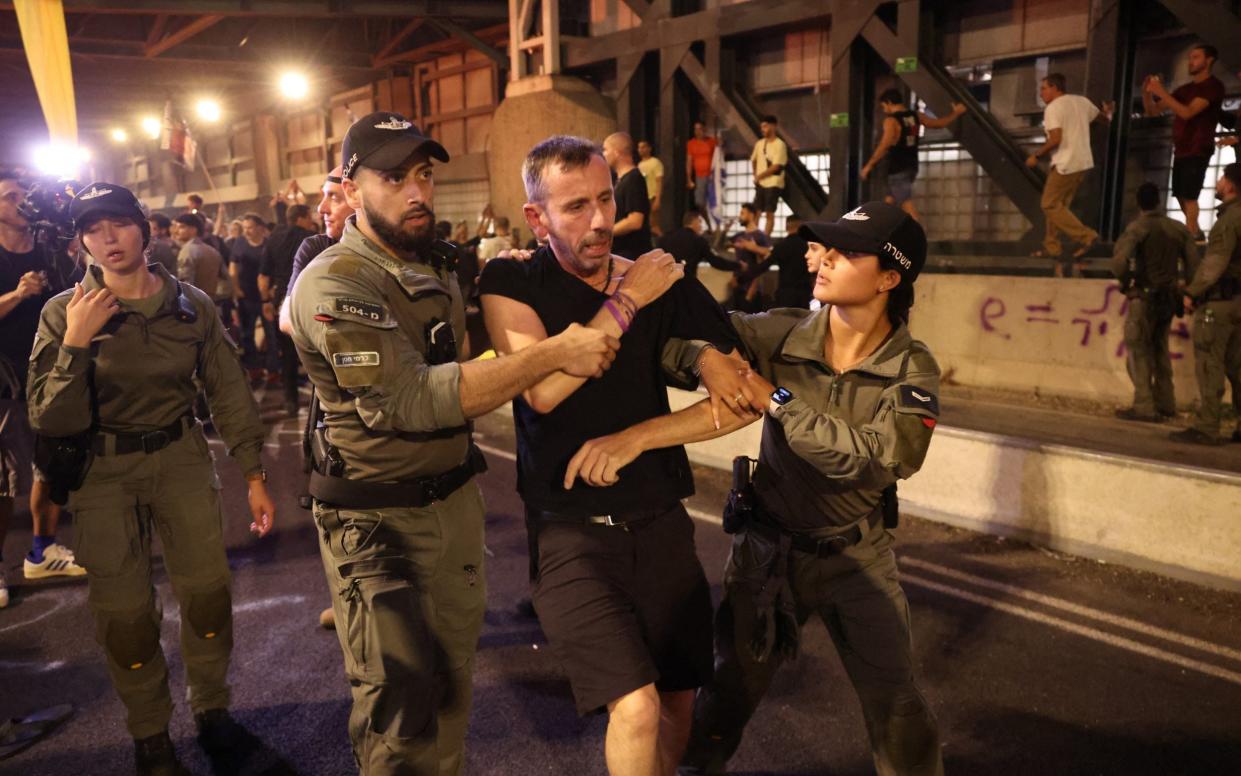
left=288, top=219, right=469, bottom=482
left=1186, top=198, right=1241, bottom=299
left=673, top=307, right=940, bottom=532
left=1109, top=212, right=1197, bottom=293
left=27, top=262, right=265, bottom=475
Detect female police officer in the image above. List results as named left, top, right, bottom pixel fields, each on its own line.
left=27, top=183, right=275, bottom=775
left=562, top=201, right=942, bottom=775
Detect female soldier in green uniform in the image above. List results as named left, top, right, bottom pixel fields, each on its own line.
left=27, top=183, right=275, bottom=775
left=562, top=201, right=942, bottom=775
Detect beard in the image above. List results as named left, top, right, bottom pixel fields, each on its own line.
left=363, top=202, right=436, bottom=256
left=550, top=227, right=613, bottom=276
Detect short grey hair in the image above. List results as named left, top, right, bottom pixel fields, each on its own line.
left=522, top=135, right=604, bottom=203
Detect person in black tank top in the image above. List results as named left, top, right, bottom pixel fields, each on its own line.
left=861, top=88, right=967, bottom=222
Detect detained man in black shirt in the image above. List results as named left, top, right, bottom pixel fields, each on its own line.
left=479, top=135, right=739, bottom=776
left=657, top=209, right=738, bottom=281
left=603, top=132, right=652, bottom=259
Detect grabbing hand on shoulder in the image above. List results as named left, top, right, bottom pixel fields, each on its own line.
left=617, top=249, right=684, bottom=309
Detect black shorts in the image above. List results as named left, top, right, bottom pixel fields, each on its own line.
left=1171, top=156, right=1211, bottom=202
left=530, top=503, right=713, bottom=715
left=754, top=186, right=783, bottom=213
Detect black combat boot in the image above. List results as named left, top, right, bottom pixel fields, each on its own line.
left=133, top=730, right=189, bottom=776
left=194, top=708, right=262, bottom=774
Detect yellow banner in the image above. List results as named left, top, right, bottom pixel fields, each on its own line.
left=14, top=0, right=77, bottom=145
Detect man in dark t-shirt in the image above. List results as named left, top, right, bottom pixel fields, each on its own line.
left=604, top=132, right=652, bottom=259
left=259, top=204, right=317, bottom=414
left=479, top=135, right=737, bottom=774
left=657, top=209, right=738, bottom=280
left=0, top=170, right=82, bottom=596
left=231, top=213, right=270, bottom=372
left=1145, top=43, right=1226, bottom=240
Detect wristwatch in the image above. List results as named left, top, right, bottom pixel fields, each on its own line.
left=246, top=468, right=268, bottom=483
left=769, top=387, right=794, bottom=415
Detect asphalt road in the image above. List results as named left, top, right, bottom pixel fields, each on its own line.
left=2, top=395, right=1240, bottom=776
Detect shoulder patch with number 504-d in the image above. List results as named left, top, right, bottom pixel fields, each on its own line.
left=335, top=297, right=385, bottom=321
left=333, top=351, right=381, bottom=368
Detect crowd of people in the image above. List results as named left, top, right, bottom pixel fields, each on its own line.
left=0, top=40, right=1237, bottom=776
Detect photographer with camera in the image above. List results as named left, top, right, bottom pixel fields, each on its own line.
left=27, top=182, right=276, bottom=774
left=0, top=169, right=84, bottom=608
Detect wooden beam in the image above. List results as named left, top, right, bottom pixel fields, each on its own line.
left=373, top=17, right=427, bottom=65
left=564, top=0, right=829, bottom=68
left=146, top=13, right=168, bottom=47
left=144, top=14, right=223, bottom=58
left=676, top=49, right=756, bottom=146
left=429, top=18, right=508, bottom=70
left=0, top=1, right=509, bottom=19
left=373, top=23, right=508, bottom=68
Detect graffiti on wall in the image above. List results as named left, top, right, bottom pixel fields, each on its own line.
left=978, top=282, right=1192, bottom=360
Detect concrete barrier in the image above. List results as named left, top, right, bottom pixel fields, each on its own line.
left=668, top=389, right=1241, bottom=592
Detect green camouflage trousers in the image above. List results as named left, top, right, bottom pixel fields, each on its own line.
left=314, top=482, right=487, bottom=776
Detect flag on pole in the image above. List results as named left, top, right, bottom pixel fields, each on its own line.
left=160, top=101, right=197, bottom=170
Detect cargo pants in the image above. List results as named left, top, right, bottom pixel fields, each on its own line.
left=313, top=482, right=487, bottom=776
left=68, top=424, right=234, bottom=739
left=681, top=521, right=942, bottom=776
left=1191, top=297, right=1241, bottom=437
left=1123, top=294, right=1177, bottom=417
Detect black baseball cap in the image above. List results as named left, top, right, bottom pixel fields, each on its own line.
left=798, top=201, right=927, bottom=281
left=69, top=182, right=147, bottom=231
left=340, top=112, right=449, bottom=179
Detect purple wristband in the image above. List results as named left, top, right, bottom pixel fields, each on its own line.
left=604, top=300, right=630, bottom=332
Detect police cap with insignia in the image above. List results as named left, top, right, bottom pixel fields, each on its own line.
left=341, top=111, right=450, bottom=180
left=798, top=201, right=927, bottom=281
left=70, top=182, right=151, bottom=246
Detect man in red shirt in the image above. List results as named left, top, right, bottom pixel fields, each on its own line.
left=686, top=121, right=718, bottom=230
left=1144, top=43, right=1225, bottom=241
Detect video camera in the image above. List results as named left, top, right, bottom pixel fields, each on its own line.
left=18, top=176, right=80, bottom=257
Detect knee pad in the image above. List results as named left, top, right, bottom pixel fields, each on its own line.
left=186, top=584, right=232, bottom=640
left=104, top=609, right=161, bottom=671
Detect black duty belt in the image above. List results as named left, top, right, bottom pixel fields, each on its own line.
left=93, top=415, right=191, bottom=456
left=746, top=511, right=874, bottom=559
left=532, top=504, right=676, bottom=529
left=309, top=444, right=488, bottom=510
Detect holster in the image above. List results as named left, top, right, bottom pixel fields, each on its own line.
left=723, top=456, right=756, bottom=534
left=34, top=433, right=94, bottom=506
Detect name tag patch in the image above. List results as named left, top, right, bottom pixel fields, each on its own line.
left=333, top=351, right=381, bottom=368
left=334, top=297, right=385, bottom=321
left=898, top=384, right=939, bottom=415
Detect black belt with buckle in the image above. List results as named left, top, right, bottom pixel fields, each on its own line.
left=747, top=514, right=869, bottom=558
left=533, top=504, right=675, bottom=529
left=309, top=444, right=488, bottom=510
left=93, top=415, right=191, bottom=456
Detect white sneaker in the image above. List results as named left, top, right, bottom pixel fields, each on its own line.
left=23, top=543, right=87, bottom=579
left=0, top=568, right=9, bottom=608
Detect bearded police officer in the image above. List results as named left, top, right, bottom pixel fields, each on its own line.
left=1173, top=162, right=1241, bottom=445
left=287, top=113, right=618, bottom=775
left=28, top=183, right=275, bottom=775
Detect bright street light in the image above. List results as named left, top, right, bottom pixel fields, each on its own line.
left=33, top=143, right=90, bottom=177
left=141, top=116, right=161, bottom=139
left=110, top=128, right=128, bottom=143
left=195, top=98, right=222, bottom=122
left=279, top=71, right=310, bottom=100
